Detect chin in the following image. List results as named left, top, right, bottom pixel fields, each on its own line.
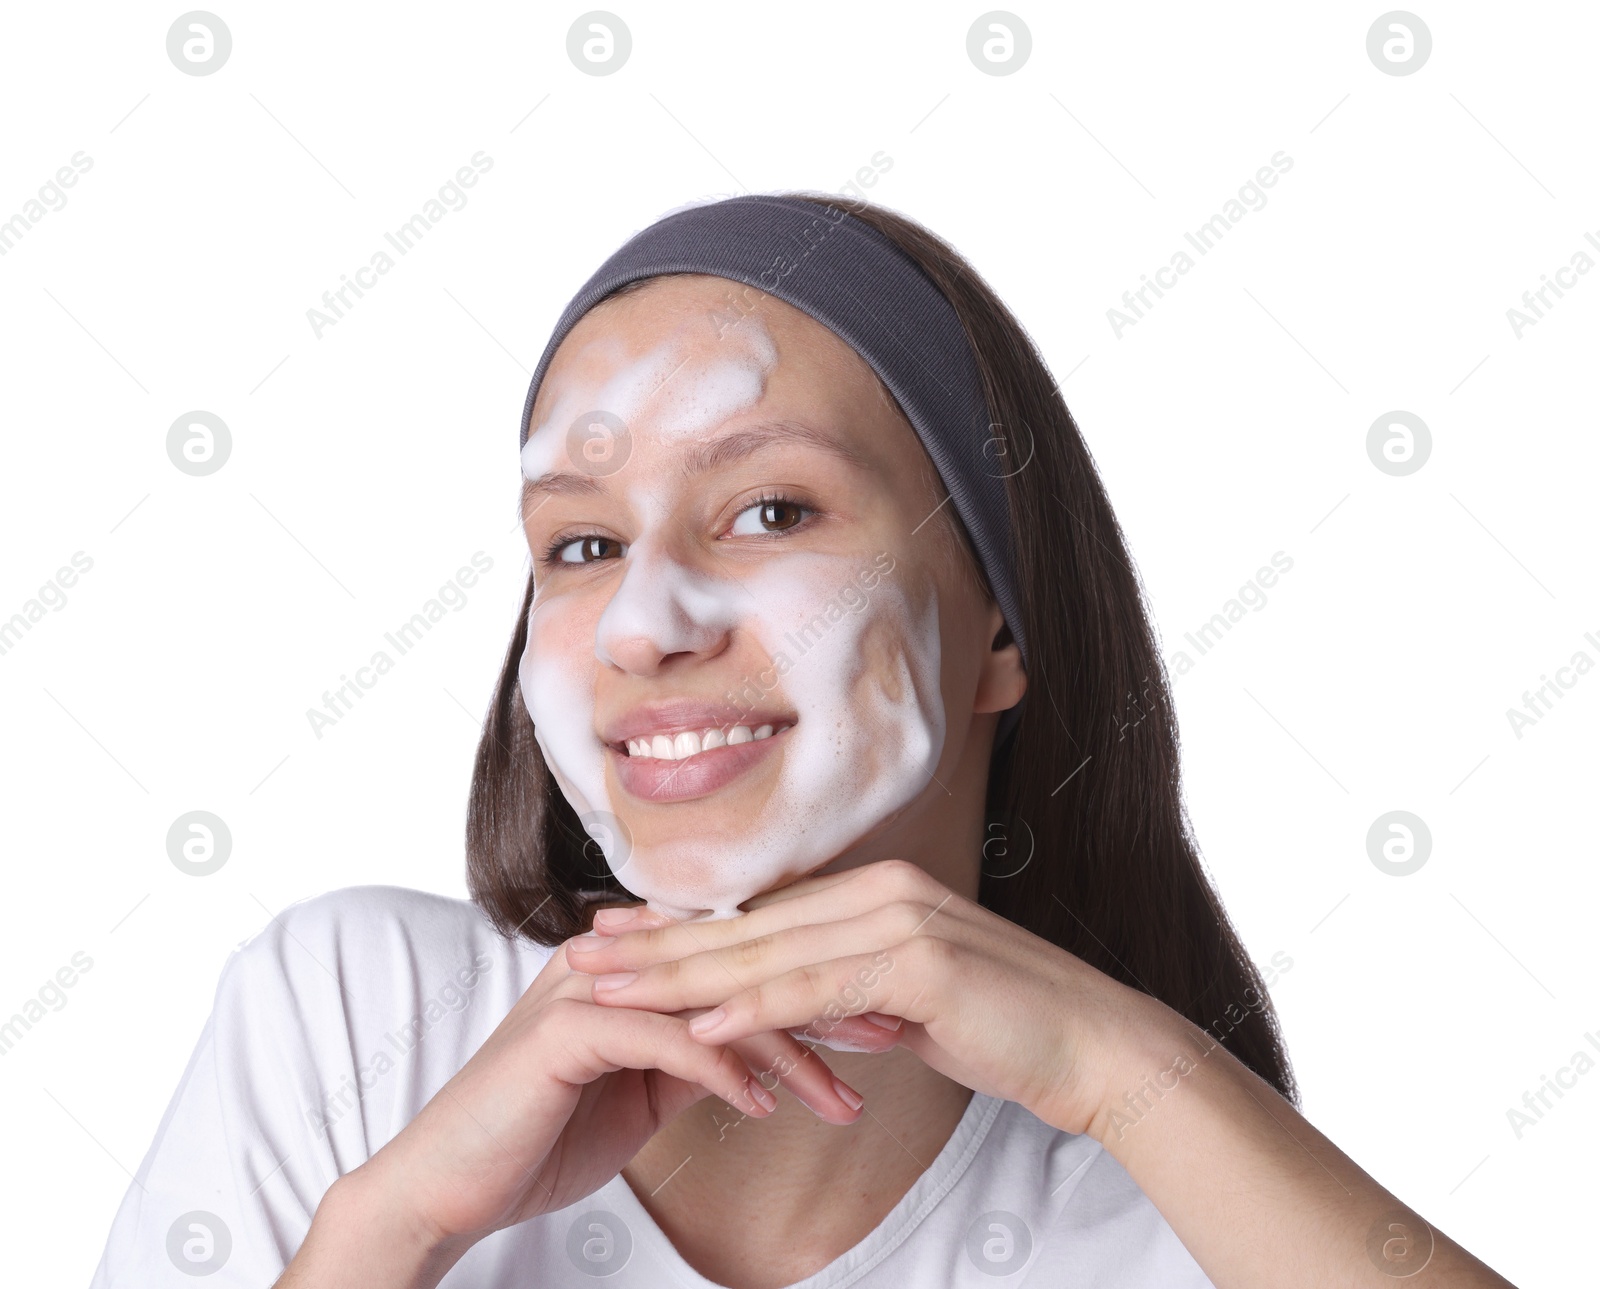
left=601, top=793, right=928, bottom=921
left=606, top=834, right=839, bottom=921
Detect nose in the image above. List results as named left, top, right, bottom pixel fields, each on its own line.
left=595, top=540, right=736, bottom=675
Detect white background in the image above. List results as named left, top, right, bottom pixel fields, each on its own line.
left=1, top=2, right=1593, bottom=1284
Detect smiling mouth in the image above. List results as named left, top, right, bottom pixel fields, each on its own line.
left=619, top=722, right=794, bottom=762
left=607, top=718, right=794, bottom=803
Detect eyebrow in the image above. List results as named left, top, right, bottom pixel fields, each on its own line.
left=521, top=419, right=865, bottom=508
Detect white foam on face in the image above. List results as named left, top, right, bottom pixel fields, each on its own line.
left=523, top=318, right=777, bottom=470
left=516, top=310, right=946, bottom=920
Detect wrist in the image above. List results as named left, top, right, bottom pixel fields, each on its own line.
left=310, top=1164, right=479, bottom=1287
left=1082, top=996, right=1244, bottom=1155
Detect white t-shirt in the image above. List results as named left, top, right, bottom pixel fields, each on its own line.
left=89, top=885, right=1215, bottom=1287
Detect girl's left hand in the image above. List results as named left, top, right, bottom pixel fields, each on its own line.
left=565, top=858, right=1148, bottom=1135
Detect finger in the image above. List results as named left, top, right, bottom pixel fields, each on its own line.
left=739, top=858, right=954, bottom=916
left=675, top=948, right=928, bottom=1047
left=570, top=869, right=967, bottom=970
left=570, top=903, right=909, bottom=1002
left=543, top=998, right=777, bottom=1120
left=720, top=1027, right=864, bottom=1123
left=589, top=902, right=670, bottom=931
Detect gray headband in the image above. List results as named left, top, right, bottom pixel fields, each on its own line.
left=518, top=193, right=1027, bottom=742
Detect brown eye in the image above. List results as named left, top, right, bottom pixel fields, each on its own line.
left=730, top=498, right=810, bottom=536
left=557, top=536, right=626, bottom=564
left=758, top=500, right=802, bottom=531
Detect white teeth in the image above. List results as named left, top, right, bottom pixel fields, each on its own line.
left=623, top=722, right=790, bottom=758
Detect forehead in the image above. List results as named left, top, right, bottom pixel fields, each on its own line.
left=527, top=273, right=896, bottom=437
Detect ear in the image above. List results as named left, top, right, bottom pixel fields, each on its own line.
left=973, top=602, right=1027, bottom=715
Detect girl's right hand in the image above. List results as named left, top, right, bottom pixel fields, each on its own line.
left=343, top=921, right=883, bottom=1255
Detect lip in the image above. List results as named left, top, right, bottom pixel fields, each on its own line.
left=611, top=723, right=790, bottom=803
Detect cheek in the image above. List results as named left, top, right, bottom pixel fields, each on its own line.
left=522, top=594, right=597, bottom=702
left=519, top=594, right=608, bottom=808
left=754, top=560, right=942, bottom=757
left=851, top=611, right=911, bottom=706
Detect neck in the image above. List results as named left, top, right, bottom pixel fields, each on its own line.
left=619, top=712, right=997, bottom=1283
left=623, top=1046, right=974, bottom=1282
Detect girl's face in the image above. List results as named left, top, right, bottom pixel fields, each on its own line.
left=518, top=274, right=1016, bottom=920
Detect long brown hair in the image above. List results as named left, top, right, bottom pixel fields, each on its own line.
left=465, top=192, right=1297, bottom=1103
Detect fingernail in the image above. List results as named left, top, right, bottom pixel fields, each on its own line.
left=831, top=1077, right=864, bottom=1112
left=593, top=907, right=639, bottom=927
left=862, top=1012, right=903, bottom=1032
left=569, top=933, right=615, bottom=953
left=689, top=1007, right=728, bottom=1035
left=592, top=971, right=638, bottom=991
left=748, top=1079, right=778, bottom=1113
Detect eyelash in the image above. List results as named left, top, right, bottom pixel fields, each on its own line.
left=538, top=490, right=816, bottom=568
